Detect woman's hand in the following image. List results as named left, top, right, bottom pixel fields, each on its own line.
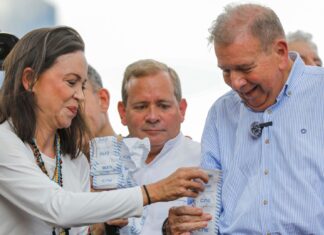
left=142, top=167, right=209, bottom=205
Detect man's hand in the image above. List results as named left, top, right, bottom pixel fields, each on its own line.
left=106, top=218, right=128, bottom=227
left=167, top=206, right=212, bottom=235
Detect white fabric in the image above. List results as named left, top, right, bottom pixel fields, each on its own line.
left=0, top=70, right=4, bottom=87
left=122, top=133, right=201, bottom=235
left=0, top=121, right=143, bottom=235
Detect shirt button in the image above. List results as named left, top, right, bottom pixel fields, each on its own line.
left=264, top=169, right=269, bottom=175
left=265, top=139, right=270, bottom=144
left=287, top=91, right=292, bottom=96
left=263, top=200, right=268, bottom=205
left=267, top=109, right=272, bottom=114
left=266, top=233, right=271, bottom=235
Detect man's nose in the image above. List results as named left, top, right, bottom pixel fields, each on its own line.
left=145, top=106, right=160, bottom=123
left=230, top=71, right=247, bottom=90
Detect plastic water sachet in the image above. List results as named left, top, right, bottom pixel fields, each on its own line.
left=189, top=169, right=222, bottom=235
left=90, top=135, right=150, bottom=189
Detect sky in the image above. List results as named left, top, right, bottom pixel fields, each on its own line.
left=2, top=0, right=323, bottom=141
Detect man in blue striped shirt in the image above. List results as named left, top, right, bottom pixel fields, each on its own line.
left=165, top=3, right=324, bottom=235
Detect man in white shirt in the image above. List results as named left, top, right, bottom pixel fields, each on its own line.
left=83, top=64, right=120, bottom=234
left=118, top=59, right=201, bottom=235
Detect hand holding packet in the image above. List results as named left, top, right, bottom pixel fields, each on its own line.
left=189, top=169, right=222, bottom=235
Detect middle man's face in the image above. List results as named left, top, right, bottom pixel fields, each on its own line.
left=118, top=71, right=187, bottom=153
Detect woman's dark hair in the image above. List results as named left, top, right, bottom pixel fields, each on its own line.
left=0, top=26, right=88, bottom=159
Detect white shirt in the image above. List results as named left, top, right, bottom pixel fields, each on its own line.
left=122, top=133, right=201, bottom=235
left=0, top=121, right=143, bottom=235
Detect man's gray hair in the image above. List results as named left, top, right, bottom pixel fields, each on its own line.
left=286, top=30, right=318, bottom=52
left=87, top=64, right=103, bottom=91
left=208, top=3, right=285, bottom=52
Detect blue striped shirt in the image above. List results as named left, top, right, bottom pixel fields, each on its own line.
left=201, top=52, right=324, bottom=234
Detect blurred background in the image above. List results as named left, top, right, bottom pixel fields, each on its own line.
left=1, top=0, right=323, bottom=140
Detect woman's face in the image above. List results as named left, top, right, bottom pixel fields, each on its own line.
left=32, top=51, right=87, bottom=130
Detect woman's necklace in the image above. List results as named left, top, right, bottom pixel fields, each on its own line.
left=30, top=134, right=70, bottom=235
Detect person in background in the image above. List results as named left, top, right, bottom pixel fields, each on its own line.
left=83, top=64, right=123, bottom=235
left=117, top=59, right=201, bottom=235
left=165, top=3, right=324, bottom=234
left=82, top=64, right=116, bottom=157
left=0, top=26, right=209, bottom=235
left=0, top=32, right=19, bottom=87
left=287, top=30, right=322, bottom=66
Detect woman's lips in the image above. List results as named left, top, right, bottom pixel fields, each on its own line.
left=67, top=106, right=78, bottom=116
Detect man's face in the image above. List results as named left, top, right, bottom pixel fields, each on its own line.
left=83, top=82, right=106, bottom=138
left=118, top=71, right=187, bottom=152
left=288, top=41, right=322, bottom=66
left=215, top=34, right=289, bottom=112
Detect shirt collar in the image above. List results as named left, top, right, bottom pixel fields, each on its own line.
left=267, top=52, right=305, bottom=108
left=280, top=52, right=305, bottom=97
left=146, top=132, right=183, bottom=165
left=159, top=132, right=183, bottom=155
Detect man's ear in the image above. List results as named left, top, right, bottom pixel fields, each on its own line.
left=21, top=67, right=34, bottom=91
left=273, top=39, right=289, bottom=70
left=97, top=88, right=110, bottom=112
left=179, top=98, right=187, bottom=122
left=117, top=101, right=127, bottom=126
